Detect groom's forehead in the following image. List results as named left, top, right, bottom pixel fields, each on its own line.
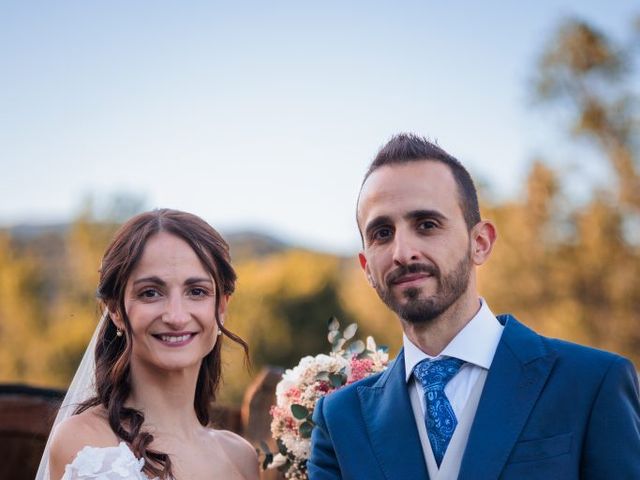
left=357, top=161, right=459, bottom=228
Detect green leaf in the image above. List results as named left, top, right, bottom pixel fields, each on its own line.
left=262, top=452, right=273, bottom=470
left=327, top=330, right=340, bottom=343
left=315, top=371, right=330, bottom=381
left=356, top=351, right=371, bottom=360
left=291, top=403, right=309, bottom=420
left=259, top=440, right=272, bottom=455
left=299, top=420, right=314, bottom=438
left=343, top=322, right=358, bottom=340
left=277, top=459, right=292, bottom=472
left=346, top=340, right=365, bottom=355
left=332, top=337, right=346, bottom=352
left=378, top=345, right=389, bottom=353
left=329, top=372, right=346, bottom=388
left=328, top=316, right=340, bottom=331
left=277, top=438, right=288, bottom=456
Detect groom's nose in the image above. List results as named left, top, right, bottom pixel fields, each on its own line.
left=392, top=228, right=421, bottom=266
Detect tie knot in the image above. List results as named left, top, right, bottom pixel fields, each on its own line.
left=414, top=357, right=465, bottom=391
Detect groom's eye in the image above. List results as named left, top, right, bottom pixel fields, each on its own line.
left=372, top=227, right=393, bottom=242
left=418, top=220, right=438, bottom=231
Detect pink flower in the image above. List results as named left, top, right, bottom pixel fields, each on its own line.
left=285, top=386, right=302, bottom=402
left=314, top=381, right=332, bottom=394
left=267, top=322, right=389, bottom=480
left=348, top=357, right=375, bottom=384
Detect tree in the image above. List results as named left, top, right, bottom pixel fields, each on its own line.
left=534, top=17, right=640, bottom=210
left=479, top=15, right=640, bottom=366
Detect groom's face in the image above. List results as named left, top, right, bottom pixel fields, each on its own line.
left=357, top=160, right=474, bottom=324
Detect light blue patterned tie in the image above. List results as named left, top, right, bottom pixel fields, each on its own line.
left=414, top=357, right=465, bottom=467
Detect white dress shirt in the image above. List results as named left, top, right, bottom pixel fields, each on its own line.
left=404, top=298, right=504, bottom=419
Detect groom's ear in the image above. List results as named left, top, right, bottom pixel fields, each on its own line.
left=470, top=220, right=497, bottom=266
left=358, top=252, right=367, bottom=271
left=358, top=253, right=375, bottom=288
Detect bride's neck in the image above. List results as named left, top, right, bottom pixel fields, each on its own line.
left=126, top=362, right=202, bottom=437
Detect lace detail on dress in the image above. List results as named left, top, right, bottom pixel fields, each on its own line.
left=62, top=442, right=152, bottom=480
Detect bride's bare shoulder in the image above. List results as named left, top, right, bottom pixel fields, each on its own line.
left=209, top=429, right=259, bottom=480
left=49, top=406, right=118, bottom=475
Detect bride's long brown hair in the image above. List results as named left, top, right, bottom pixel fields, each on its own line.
left=76, top=209, right=248, bottom=478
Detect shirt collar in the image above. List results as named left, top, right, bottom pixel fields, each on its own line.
left=403, top=298, right=504, bottom=382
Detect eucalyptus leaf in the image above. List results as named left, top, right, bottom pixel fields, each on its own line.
left=357, top=351, right=371, bottom=360
left=262, top=453, right=273, bottom=470
left=259, top=440, right=272, bottom=455
left=277, top=438, right=288, bottom=456
left=278, top=459, right=292, bottom=472
left=346, top=340, right=365, bottom=355
left=328, top=316, right=340, bottom=331
left=379, top=345, right=389, bottom=353
left=299, top=420, right=314, bottom=438
left=291, top=403, right=309, bottom=420
left=315, top=371, right=330, bottom=381
left=332, top=338, right=346, bottom=352
left=343, top=323, right=358, bottom=340
left=327, top=330, right=340, bottom=343
left=329, top=372, right=346, bottom=388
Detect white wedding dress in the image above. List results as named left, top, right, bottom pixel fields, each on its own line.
left=62, top=442, right=154, bottom=480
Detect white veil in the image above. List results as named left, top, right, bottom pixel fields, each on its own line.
left=35, top=311, right=106, bottom=480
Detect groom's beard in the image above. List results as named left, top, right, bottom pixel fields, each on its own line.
left=377, top=252, right=473, bottom=324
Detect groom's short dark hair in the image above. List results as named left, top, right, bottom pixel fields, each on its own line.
left=360, top=133, right=481, bottom=231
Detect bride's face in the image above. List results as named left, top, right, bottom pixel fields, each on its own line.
left=119, top=231, right=226, bottom=373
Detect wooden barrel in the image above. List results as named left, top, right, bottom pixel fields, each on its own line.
left=0, top=370, right=285, bottom=480
left=0, top=384, right=64, bottom=480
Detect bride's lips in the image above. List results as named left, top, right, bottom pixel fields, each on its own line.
left=151, top=332, right=197, bottom=347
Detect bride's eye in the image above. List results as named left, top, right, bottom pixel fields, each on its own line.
left=139, top=288, right=160, bottom=299
left=189, top=287, right=209, bottom=297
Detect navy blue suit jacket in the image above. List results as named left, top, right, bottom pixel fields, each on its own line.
left=308, top=315, right=640, bottom=479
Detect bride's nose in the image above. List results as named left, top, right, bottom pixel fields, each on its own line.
left=162, top=295, right=190, bottom=328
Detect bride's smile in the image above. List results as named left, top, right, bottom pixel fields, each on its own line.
left=118, top=231, right=228, bottom=373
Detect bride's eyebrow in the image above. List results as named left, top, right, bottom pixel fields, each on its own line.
left=132, top=276, right=165, bottom=286
left=184, top=277, right=213, bottom=286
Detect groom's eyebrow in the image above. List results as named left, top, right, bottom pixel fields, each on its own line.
left=364, top=215, right=392, bottom=239
left=406, top=209, right=447, bottom=223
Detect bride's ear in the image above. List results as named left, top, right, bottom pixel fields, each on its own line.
left=109, top=309, right=125, bottom=332
left=217, top=294, right=230, bottom=326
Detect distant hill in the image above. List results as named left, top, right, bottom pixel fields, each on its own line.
left=2, top=222, right=294, bottom=261
left=224, top=231, right=291, bottom=260
left=6, top=223, right=69, bottom=240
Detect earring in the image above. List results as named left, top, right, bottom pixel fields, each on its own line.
left=116, top=329, right=123, bottom=337
left=217, top=330, right=222, bottom=336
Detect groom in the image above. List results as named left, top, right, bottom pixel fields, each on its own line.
left=308, top=134, right=640, bottom=479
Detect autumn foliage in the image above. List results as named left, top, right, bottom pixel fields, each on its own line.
left=0, top=16, right=638, bottom=404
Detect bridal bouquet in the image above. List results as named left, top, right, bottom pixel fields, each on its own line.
left=264, top=318, right=389, bottom=480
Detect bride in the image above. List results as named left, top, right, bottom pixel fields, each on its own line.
left=38, top=209, right=259, bottom=479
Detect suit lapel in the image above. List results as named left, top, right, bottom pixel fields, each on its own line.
left=357, top=350, right=430, bottom=480
left=458, top=315, right=557, bottom=480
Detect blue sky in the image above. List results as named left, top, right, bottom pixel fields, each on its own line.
left=1, top=1, right=637, bottom=253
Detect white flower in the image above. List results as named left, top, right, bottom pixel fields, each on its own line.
left=74, top=446, right=106, bottom=475
left=268, top=324, right=390, bottom=480
left=112, top=442, right=145, bottom=477
left=279, top=430, right=312, bottom=461
left=268, top=453, right=289, bottom=469
left=366, top=336, right=377, bottom=352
